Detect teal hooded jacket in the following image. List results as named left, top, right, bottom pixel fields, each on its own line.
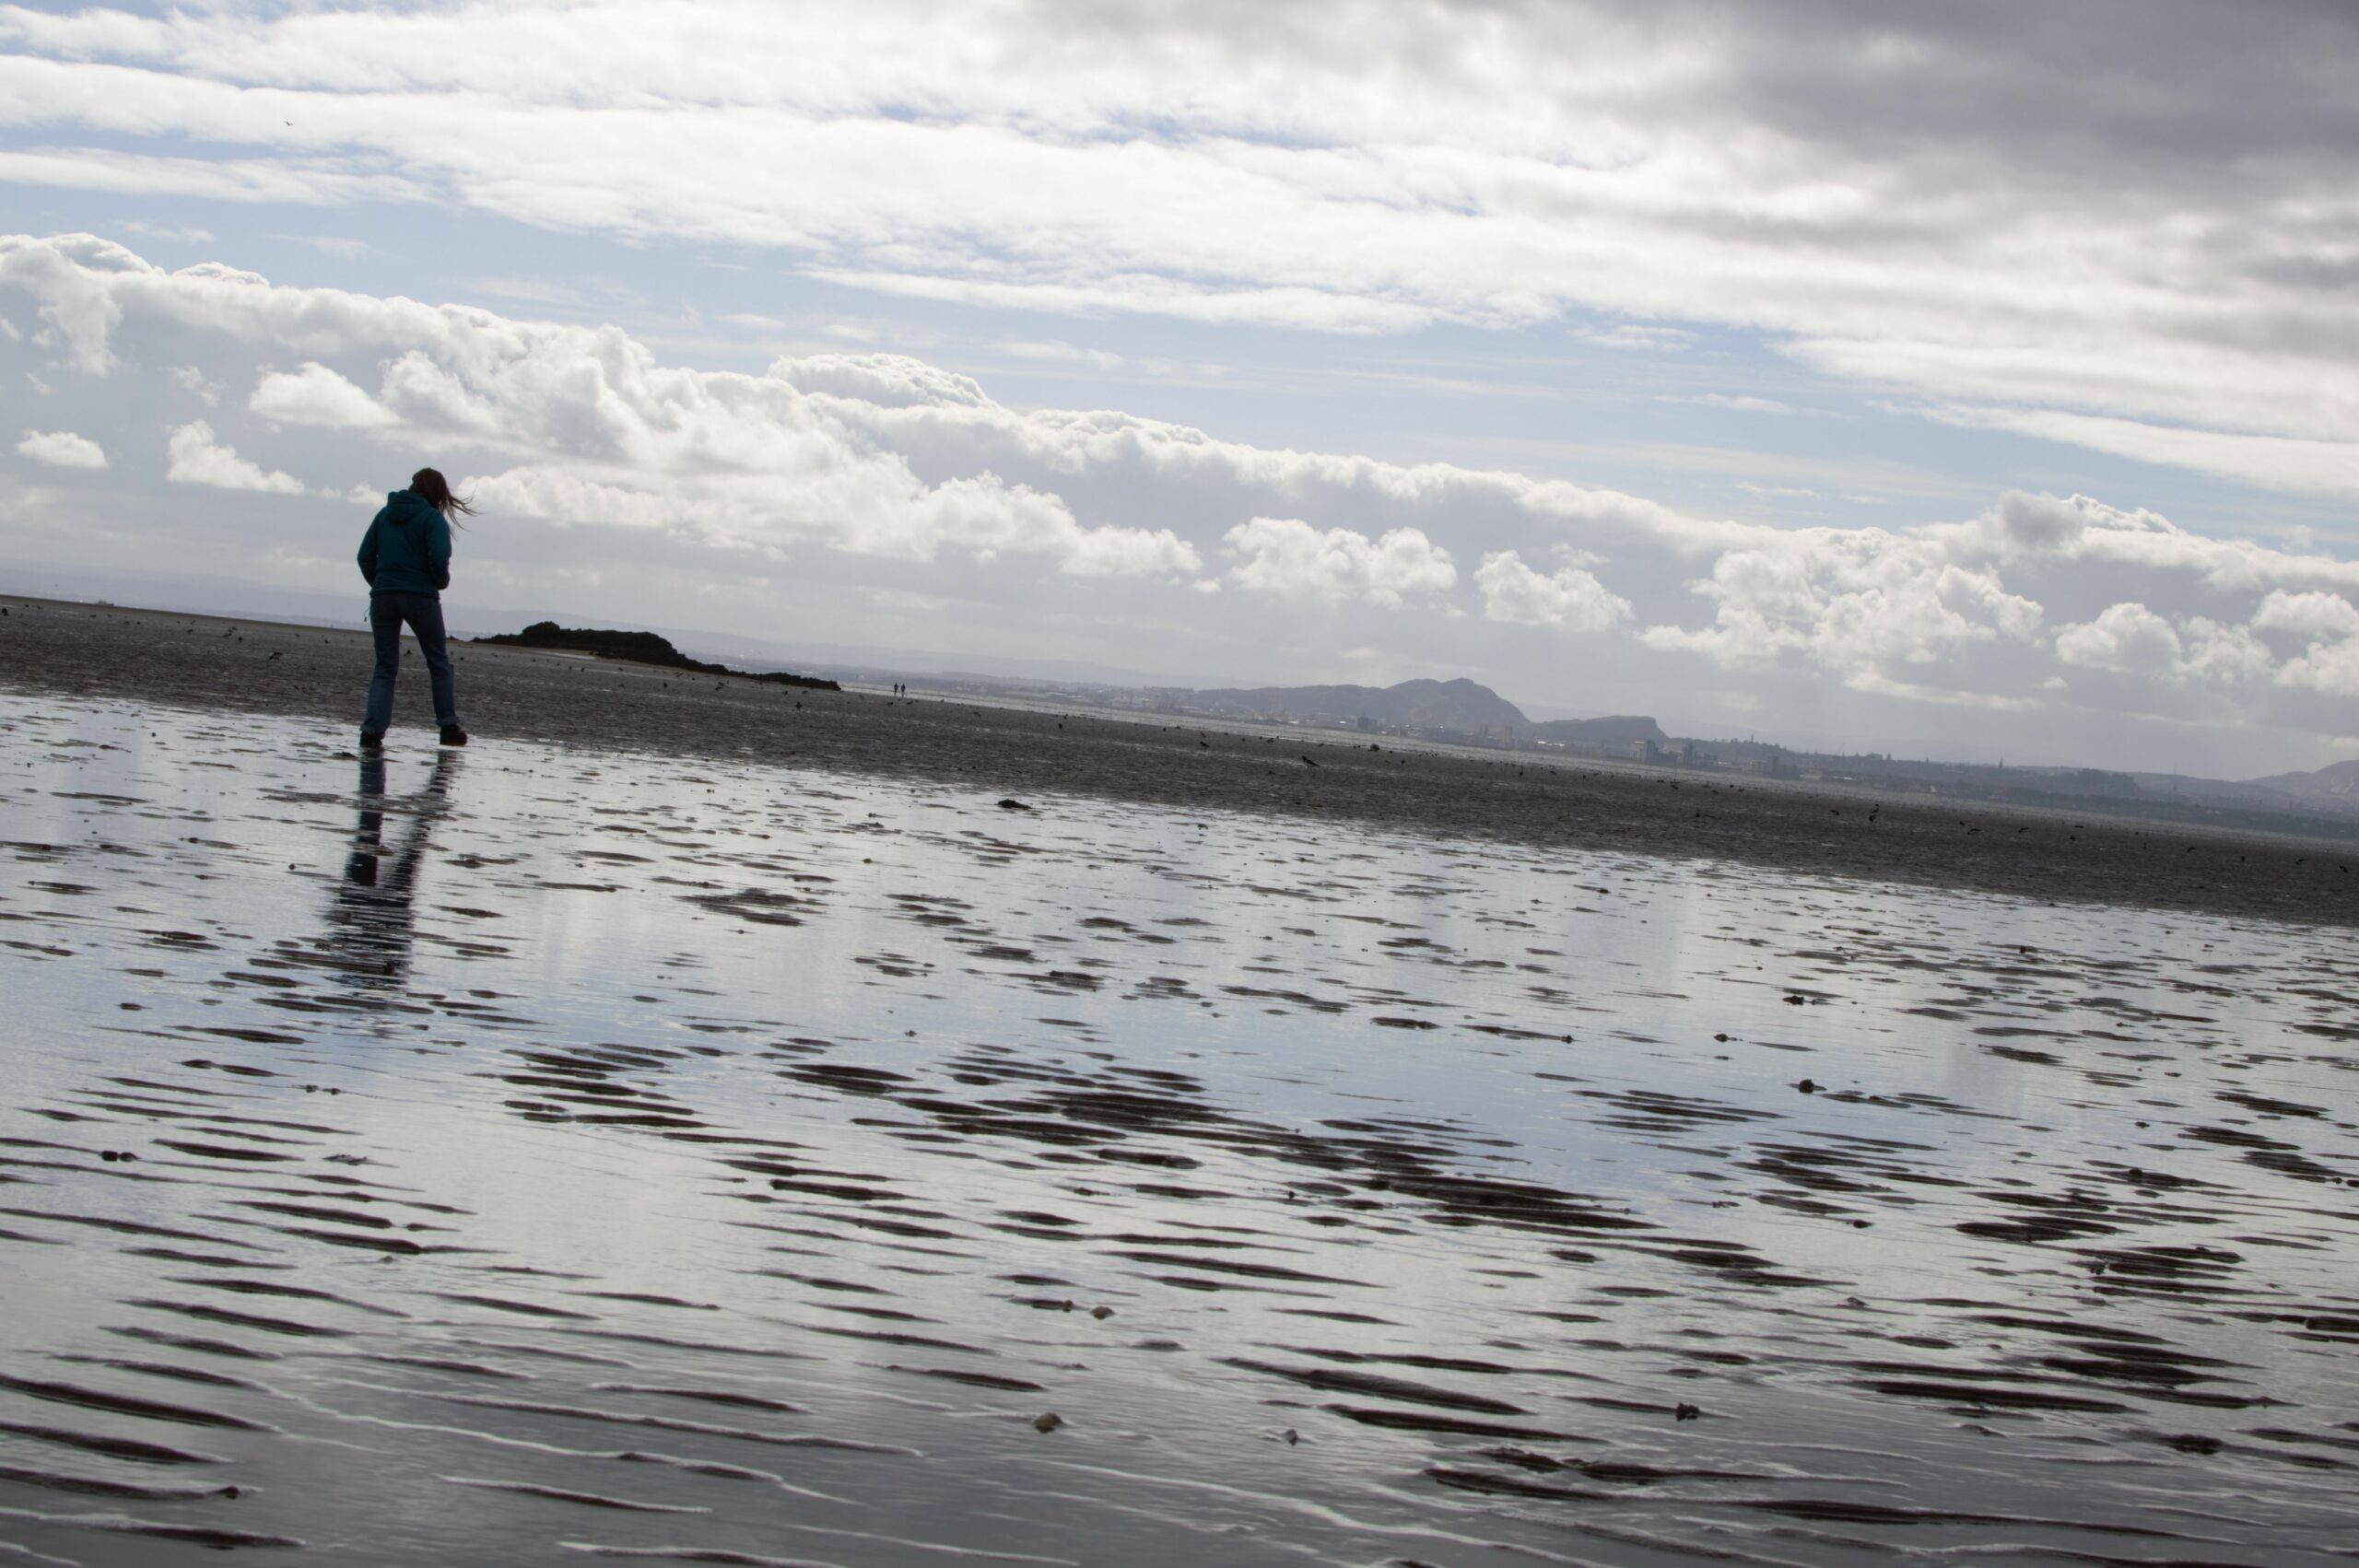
left=358, top=490, right=452, bottom=596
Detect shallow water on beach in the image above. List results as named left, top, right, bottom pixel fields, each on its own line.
left=2, top=691, right=2356, bottom=1567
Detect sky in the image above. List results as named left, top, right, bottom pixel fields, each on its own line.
left=2, top=0, right=2356, bottom=776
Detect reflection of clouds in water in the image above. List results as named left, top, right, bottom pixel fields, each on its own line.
left=2, top=693, right=2356, bottom=1565
left=328, top=749, right=458, bottom=992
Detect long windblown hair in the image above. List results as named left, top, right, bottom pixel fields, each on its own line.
left=409, top=467, right=476, bottom=519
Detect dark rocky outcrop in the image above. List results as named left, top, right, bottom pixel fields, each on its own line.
left=474, top=622, right=838, bottom=689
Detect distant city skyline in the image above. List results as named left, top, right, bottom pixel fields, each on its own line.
left=4, top=2, right=2357, bottom=777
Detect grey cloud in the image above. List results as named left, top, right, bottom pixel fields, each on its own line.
left=2, top=1, right=2353, bottom=491
left=1657, top=1, right=2359, bottom=182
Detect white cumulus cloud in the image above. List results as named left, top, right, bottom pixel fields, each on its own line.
left=2254, top=589, right=2359, bottom=644
left=2256, top=590, right=2359, bottom=696
left=2054, top=603, right=2189, bottom=675
left=1639, top=527, right=2044, bottom=696
left=249, top=361, right=397, bottom=427
left=2054, top=601, right=2283, bottom=687
left=0, top=238, right=1198, bottom=579
left=1223, top=518, right=1456, bottom=608
left=1475, top=551, right=1631, bottom=632
left=164, top=420, right=303, bottom=493
left=16, top=427, right=106, bottom=468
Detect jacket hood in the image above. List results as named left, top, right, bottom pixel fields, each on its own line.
left=360, top=488, right=453, bottom=596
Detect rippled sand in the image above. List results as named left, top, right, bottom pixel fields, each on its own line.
left=3, top=690, right=2357, bottom=1566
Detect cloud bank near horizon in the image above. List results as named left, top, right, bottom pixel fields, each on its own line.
left=5, top=232, right=2356, bottom=771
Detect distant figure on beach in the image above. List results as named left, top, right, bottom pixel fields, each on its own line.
left=358, top=467, right=472, bottom=750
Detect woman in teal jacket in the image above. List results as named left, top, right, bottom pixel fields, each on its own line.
left=357, top=468, right=472, bottom=749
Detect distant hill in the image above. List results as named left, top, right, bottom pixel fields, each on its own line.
left=475, top=622, right=839, bottom=689
left=2247, top=759, right=2359, bottom=800
left=2126, top=772, right=2294, bottom=808
left=1525, top=715, right=1667, bottom=748
left=1183, top=677, right=1528, bottom=732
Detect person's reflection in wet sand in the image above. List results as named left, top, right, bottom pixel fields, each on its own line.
left=329, top=749, right=459, bottom=995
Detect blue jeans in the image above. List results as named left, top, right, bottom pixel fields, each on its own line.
left=363, top=591, right=459, bottom=733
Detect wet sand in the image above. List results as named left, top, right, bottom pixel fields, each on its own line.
left=4, top=606, right=2359, bottom=1564
left=6, top=594, right=2354, bottom=930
